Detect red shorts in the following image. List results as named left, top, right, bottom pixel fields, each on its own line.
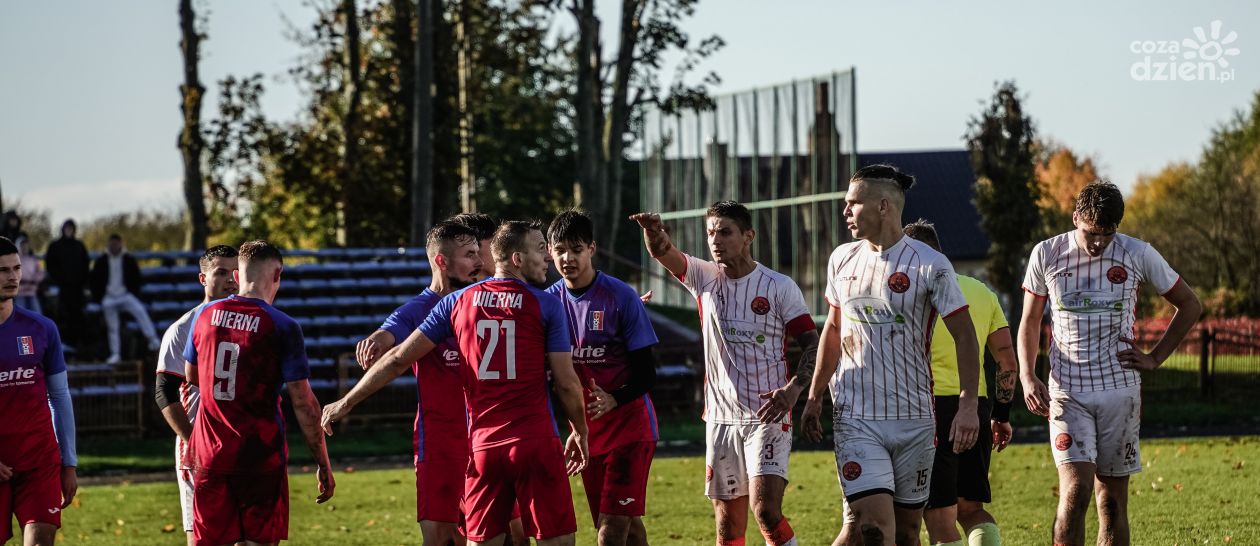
left=0, top=463, right=62, bottom=543
left=580, top=441, right=654, bottom=524
left=463, top=437, right=576, bottom=541
left=192, top=470, right=288, bottom=546
left=416, top=459, right=464, bottom=524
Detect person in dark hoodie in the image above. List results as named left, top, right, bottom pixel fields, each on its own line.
left=90, top=234, right=159, bottom=363
left=45, top=219, right=91, bottom=348
left=0, top=210, right=25, bottom=242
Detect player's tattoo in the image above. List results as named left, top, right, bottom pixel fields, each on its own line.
left=791, top=330, right=820, bottom=389
left=996, top=369, right=1017, bottom=404
left=644, top=229, right=673, bottom=258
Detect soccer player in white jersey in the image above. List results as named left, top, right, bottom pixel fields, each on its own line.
left=1018, top=183, right=1201, bottom=546
left=801, top=164, right=981, bottom=546
left=153, top=245, right=239, bottom=546
left=631, top=201, right=820, bottom=546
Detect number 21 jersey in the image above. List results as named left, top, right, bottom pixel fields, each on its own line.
left=184, top=295, right=310, bottom=474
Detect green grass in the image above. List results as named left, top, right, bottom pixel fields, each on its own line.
left=49, top=436, right=1259, bottom=545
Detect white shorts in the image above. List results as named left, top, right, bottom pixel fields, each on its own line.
left=177, top=466, right=194, bottom=532
left=834, top=417, right=935, bottom=506
left=1049, top=385, right=1142, bottom=477
left=704, top=421, right=792, bottom=500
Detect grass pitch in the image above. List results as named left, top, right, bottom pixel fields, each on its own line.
left=44, top=436, right=1258, bottom=545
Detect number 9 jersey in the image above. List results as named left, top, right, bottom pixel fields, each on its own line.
left=183, top=294, right=310, bottom=474
left=418, top=277, right=572, bottom=452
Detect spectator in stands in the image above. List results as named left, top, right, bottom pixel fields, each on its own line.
left=0, top=210, right=24, bottom=242
left=45, top=219, right=91, bottom=349
left=90, top=234, right=159, bottom=363
left=15, top=236, right=44, bottom=315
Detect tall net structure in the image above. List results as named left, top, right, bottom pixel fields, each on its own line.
left=639, top=70, right=858, bottom=314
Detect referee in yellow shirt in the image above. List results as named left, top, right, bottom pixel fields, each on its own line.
left=904, top=220, right=1018, bottom=546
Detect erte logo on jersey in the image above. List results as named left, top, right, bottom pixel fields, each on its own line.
left=573, top=346, right=606, bottom=359
left=0, top=367, right=37, bottom=382
left=750, top=296, right=770, bottom=315
left=588, top=310, right=605, bottom=331
left=17, top=336, right=33, bottom=355
left=442, top=349, right=459, bottom=364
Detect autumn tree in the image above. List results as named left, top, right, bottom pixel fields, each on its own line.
left=1034, top=140, right=1102, bottom=236
left=965, top=80, right=1041, bottom=314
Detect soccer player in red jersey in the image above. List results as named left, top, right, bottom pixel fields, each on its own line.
left=155, top=245, right=239, bottom=546
left=0, top=236, right=78, bottom=546
left=324, top=221, right=588, bottom=546
left=547, top=210, right=659, bottom=546
left=183, top=241, right=334, bottom=546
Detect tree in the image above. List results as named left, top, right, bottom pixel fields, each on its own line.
left=1034, top=140, right=1102, bottom=236
left=965, top=80, right=1041, bottom=314
left=568, top=0, right=723, bottom=261
left=178, top=0, right=209, bottom=250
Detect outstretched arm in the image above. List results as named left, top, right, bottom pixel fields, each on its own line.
left=629, top=212, right=687, bottom=278
left=321, top=330, right=435, bottom=433
left=355, top=329, right=397, bottom=370
left=289, top=379, right=334, bottom=503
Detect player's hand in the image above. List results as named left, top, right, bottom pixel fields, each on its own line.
left=355, top=337, right=381, bottom=370
left=801, top=398, right=825, bottom=443
left=315, top=465, right=335, bottom=504
left=60, top=466, right=78, bottom=509
left=639, top=290, right=653, bottom=304
left=0, top=461, right=12, bottom=482
left=1117, top=336, right=1159, bottom=371
left=949, top=400, right=979, bottom=454
left=320, top=399, right=351, bottom=436
left=756, top=383, right=802, bottom=424
left=991, top=420, right=1013, bottom=453
left=564, top=431, right=588, bottom=476
left=1020, top=374, right=1050, bottom=417
left=629, top=212, right=664, bottom=232
left=586, top=379, right=618, bottom=420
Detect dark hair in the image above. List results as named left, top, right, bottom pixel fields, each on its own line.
left=199, top=245, right=239, bottom=271
left=491, top=220, right=543, bottom=263
left=903, top=219, right=942, bottom=252
left=449, top=213, right=497, bottom=241
left=0, top=237, right=16, bottom=257
left=426, top=221, right=479, bottom=256
left=852, top=163, right=916, bottom=192
left=547, top=210, right=594, bottom=246
left=1074, top=182, right=1124, bottom=229
left=705, top=200, right=753, bottom=232
left=108, top=233, right=123, bottom=241
left=238, top=240, right=283, bottom=265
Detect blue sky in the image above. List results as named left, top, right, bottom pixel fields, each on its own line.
left=1, top=0, right=1257, bottom=223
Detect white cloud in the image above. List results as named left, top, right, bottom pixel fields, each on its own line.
left=14, top=178, right=184, bottom=223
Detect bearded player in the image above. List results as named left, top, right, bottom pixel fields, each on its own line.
left=324, top=221, right=587, bottom=546
left=547, top=210, right=659, bottom=546
left=1019, top=183, right=1201, bottom=546
left=632, top=201, right=820, bottom=546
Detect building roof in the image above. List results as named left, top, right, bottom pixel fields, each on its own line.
left=858, top=150, right=989, bottom=261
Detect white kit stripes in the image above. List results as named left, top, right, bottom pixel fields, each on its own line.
left=825, top=237, right=968, bottom=421
left=1022, top=232, right=1180, bottom=393
left=675, top=254, right=813, bottom=425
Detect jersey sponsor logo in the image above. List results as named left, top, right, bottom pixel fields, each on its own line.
left=573, top=346, right=606, bottom=359
left=842, top=461, right=862, bottom=481
left=840, top=296, right=904, bottom=325
left=47, top=507, right=60, bottom=515
left=617, top=498, right=636, bottom=506
left=750, top=296, right=771, bottom=315
left=715, top=317, right=763, bottom=343
left=1055, top=291, right=1124, bottom=314
left=0, top=366, right=37, bottom=383
left=442, top=349, right=460, bottom=365
left=588, top=310, right=605, bottom=331
left=17, top=336, right=34, bottom=355
left=209, top=309, right=261, bottom=333
left=472, top=291, right=523, bottom=309
left=1107, top=265, right=1128, bottom=284
left=1055, top=433, right=1073, bottom=451
left=888, top=272, right=911, bottom=294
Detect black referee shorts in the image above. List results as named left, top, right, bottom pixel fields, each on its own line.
left=926, top=395, right=993, bottom=509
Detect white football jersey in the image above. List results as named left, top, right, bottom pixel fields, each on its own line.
left=157, top=307, right=201, bottom=470
left=1022, top=232, right=1180, bottom=392
left=676, top=255, right=816, bottom=425
left=825, top=237, right=968, bottom=420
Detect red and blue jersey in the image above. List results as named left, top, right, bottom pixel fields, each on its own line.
left=419, top=278, right=571, bottom=452
left=0, top=308, right=65, bottom=470
left=184, top=295, right=310, bottom=474
left=379, top=289, right=467, bottom=465
left=546, top=273, right=659, bottom=455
